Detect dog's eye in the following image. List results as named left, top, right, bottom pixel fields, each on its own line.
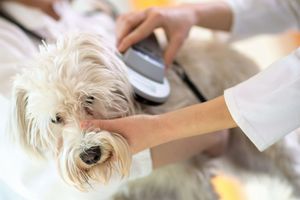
left=85, top=107, right=93, bottom=116
left=51, top=114, right=63, bottom=124
left=86, top=96, right=95, bottom=104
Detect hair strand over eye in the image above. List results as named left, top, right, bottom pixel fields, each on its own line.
left=51, top=114, right=63, bottom=124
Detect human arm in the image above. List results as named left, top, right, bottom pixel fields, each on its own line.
left=82, top=46, right=300, bottom=154
left=81, top=96, right=236, bottom=154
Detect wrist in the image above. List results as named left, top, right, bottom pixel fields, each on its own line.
left=179, top=3, right=200, bottom=27
left=192, top=1, right=233, bottom=32
left=156, top=109, right=191, bottom=145
left=152, top=114, right=177, bottom=146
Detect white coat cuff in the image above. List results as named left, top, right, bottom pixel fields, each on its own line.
left=224, top=49, right=300, bottom=151
left=129, top=149, right=152, bottom=179
left=224, top=89, right=268, bottom=151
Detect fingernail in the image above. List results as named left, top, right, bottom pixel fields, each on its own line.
left=164, top=61, right=170, bottom=70
left=117, top=46, right=122, bottom=53
left=116, top=40, right=120, bottom=48
left=118, top=42, right=125, bottom=52
left=81, top=121, right=93, bottom=129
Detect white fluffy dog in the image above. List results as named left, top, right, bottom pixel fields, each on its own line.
left=10, top=33, right=135, bottom=190
left=9, top=31, right=300, bottom=200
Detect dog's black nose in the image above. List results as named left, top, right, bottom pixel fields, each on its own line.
left=80, top=146, right=101, bottom=165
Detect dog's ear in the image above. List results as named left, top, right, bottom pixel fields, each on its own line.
left=10, top=86, right=29, bottom=148
left=10, top=85, right=43, bottom=156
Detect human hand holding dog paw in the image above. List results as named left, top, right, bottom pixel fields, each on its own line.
left=81, top=115, right=170, bottom=154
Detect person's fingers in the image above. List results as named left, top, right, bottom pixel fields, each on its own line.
left=116, top=12, right=146, bottom=47
left=81, top=119, right=135, bottom=152
left=81, top=119, right=116, bottom=132
left=118, top=11, right=163, bottom=52
left=164, top=34, right=185, bottom=68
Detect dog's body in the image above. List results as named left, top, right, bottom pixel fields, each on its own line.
left=5, top=30, right=300, bottom=200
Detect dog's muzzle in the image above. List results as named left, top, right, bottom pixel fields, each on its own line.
left=80, top=146, right=102, bottom=165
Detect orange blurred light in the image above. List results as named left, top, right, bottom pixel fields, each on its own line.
left=290, top=32, right=300, bottom=46
left=211, top=174, right=245, bottom=200
left=130, top=0, right=174, bottom=10
left=277, top=31, right=300, bottom=54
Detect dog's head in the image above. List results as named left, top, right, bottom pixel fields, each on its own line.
left=10, top=33, right=135, bottom=190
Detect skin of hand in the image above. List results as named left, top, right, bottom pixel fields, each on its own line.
left=116, top=1, right=232, bottom=67
left=81, top=96, right=237, bottom=154
left=116, top=4, right=198, bottom=67
left=81, top=114, right=161, bottom=154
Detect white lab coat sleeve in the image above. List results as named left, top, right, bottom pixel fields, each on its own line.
left=226, top=0, right=300, bottom=40
left=0, top=18, right=38, bottom=97
left=224, top=48, right=300, bottom=151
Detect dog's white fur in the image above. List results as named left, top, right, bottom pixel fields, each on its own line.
left=9, top=31, right=300, bottom=199
left=10, top=33, right=134, bottom=190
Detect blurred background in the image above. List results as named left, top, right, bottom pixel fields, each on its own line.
left=0, top=0, right=299, bottom=199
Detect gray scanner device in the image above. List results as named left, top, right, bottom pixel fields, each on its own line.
left=123, top=35, right=164, bottom=83
left=121, top=34, right=170, bottom=104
